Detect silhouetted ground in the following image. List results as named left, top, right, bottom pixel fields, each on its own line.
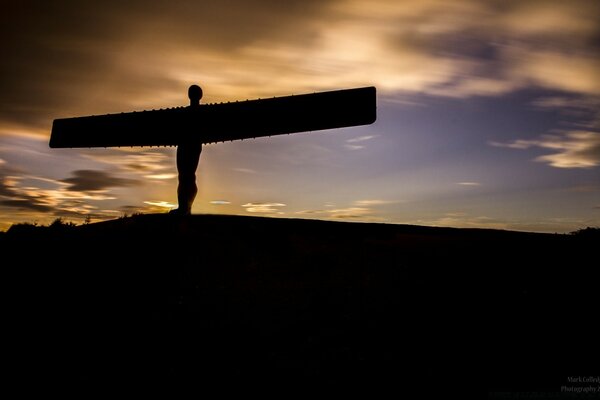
left=2, top=215, right=598, bottom=396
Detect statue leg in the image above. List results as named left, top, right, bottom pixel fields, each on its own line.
left=173, top=142, right=202, bottom=215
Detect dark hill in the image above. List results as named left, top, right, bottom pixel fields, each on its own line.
left=2, top=215, right=598, bottom=395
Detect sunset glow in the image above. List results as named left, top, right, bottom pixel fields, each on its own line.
left=1, top=0, right=599, bottom=232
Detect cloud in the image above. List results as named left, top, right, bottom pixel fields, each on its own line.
left=143, top=200, right=176, bottom=209
left=296, top=204, right=378, bottom=220
left=491, top=131, right=600, bottom=168
left=347, top=135, right=377, bottom=143
left=0, top=164, right=19, bottom=197
left=344, top=135, right=377, bottom=150
left=430, top=77, right=520, bottom=98
left=457, top=182, right=480, bottom=186
left=242, top=202, right=286, bottom=213
left=567, top=184, right=600, bottom=193
left=490, top=140, right=534, bottom=150
left=531, top=96, right=600, bottom=112
left=119, top=204, right=160, bottom=215
left=411, top=212, right=597, bottom=233
left=344, top=144, right=364, bottom=151
left=534, top=132, right=600, bottom=168
left=295, top=209, right=327, bottom=215
left=144, top=173, right=176, bottom=180
left=232, top=168, right=256, bottom=174
left=507, top=48, right=600, bottom=97
left=121, top=201, right=177, bottom=214
left=210, top=200, right=231, bottom=205
left=0, top=167, right=55, bottom=212
left=0, top=198, right=53, bottom=213
left=276, top=143, right=333, bottom=165
left=353, top=199, right=395, bottom=206
left=1, top=0, right=599, bottom=232
left=499, top=1, right=599, bottom=38
left=81, top=150, right=174, bottom=174
left=0, top=163, right=147, bottom=227
left=0, top=1, right=332, bottom=133
left=416, top=214, right=509, bottom=230
left=0, top=168, right=115, bottom=216
left=3, top=0, right=599, bottom=142
left=326, top=207, right=373, bottom=219
left=62, top=170, right=139, bottom=191
left=531, top=95, right=600, bottom=130
left=1, top=152, right=165, bottom=226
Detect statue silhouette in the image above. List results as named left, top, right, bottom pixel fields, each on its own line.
left=170, top=85, right=203, bottom=215
left=50, top=85, right=377, bottom=215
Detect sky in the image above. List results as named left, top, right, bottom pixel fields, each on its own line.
left=1, top=0, right=599, bottom=232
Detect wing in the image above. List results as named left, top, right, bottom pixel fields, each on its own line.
left=50, top=86, right=377, bottom=148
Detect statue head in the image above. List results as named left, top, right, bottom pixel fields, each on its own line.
left=188, top=85, right=203, bottom=106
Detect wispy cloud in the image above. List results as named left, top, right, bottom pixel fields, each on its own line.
left=0, top=167, right=136, bottom=220
left=490, top=140, right=532, bottom=150
left=2, top=0, right=599, bottom=140
left=232, top=168, right=256, bottom=174
left=567, top=184, right=600, bottom=193
left=0, top=179, right=110, bottom=214
left=531, top=96, right=600, bottom=112
left=296, top=203, right=382, bottom=221
left=491, top=131, right=600, bottom=168
left=344, top=144, right=364, bottom=150
left=277, top=143, right=332, bottom=165
left=353, top=199, right=395, bottom=206
left=507, top=48, right=600, bottom=97
left=144, top=173, right=176, bottom=180
left=242, top=202, right=286, bottom=214
left=143, top=201, right=176, bottom=209
left=295, top=209, right=327, bottom=215
left=210, top=200, right=231, bottom=205
left=531, top=95, right=600, bottom=130
left=344, top=135, right=377, bottom=150
left=62, top=170, right=139, bottom=191
left=327, top=207, right=372, bottom=219
left=457, top=182, right=480, bottom=186
left=347, top=135, right=377, bottom=143
left=81, top=150, right=174, bottom=174
left=415, top=214, right=509, bottom=230
left=411, top=213, right=595, bottom=233
left=1, top=0, right=599, bottom=232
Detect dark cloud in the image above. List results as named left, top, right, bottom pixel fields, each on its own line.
left=2, top=0, right=599, bottom=135
left=0, top=167, right=137, bottom=216
left=120, top=205, right=143, bottom=212
left=0, top=164, right=20, bottom=196
left=0, top=198, right=53, bottom=212
left=0, top=0, right=331, bottom=130
left=61, top=170, right=139, bottom=191
left=0, top=166, right=53, bottom=212
left=0, top=177, right=13, bottom=197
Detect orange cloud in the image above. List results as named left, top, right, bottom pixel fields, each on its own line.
left=492, top=131, right=600, bottom=168
left=2, top=0, right=599, bottom=139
